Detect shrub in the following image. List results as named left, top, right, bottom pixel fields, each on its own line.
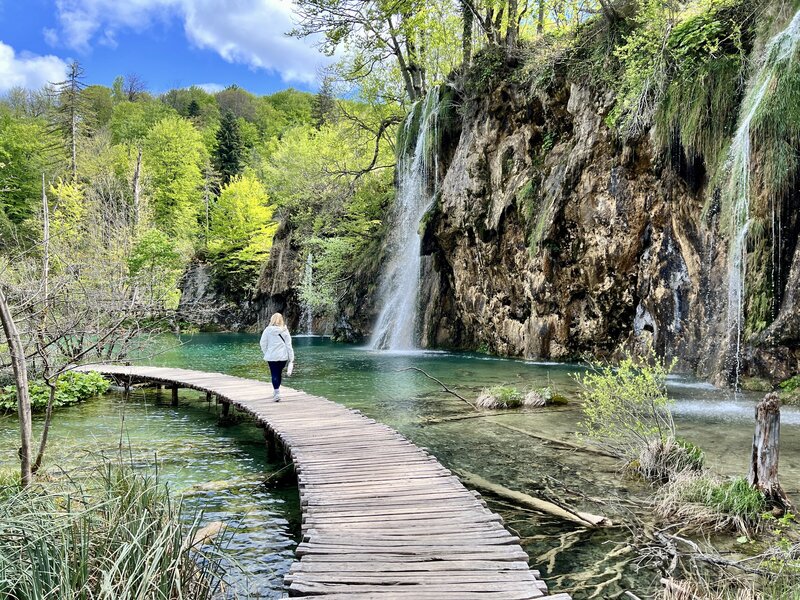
left=0, top=458, right=232, bottom=598
left=657, top=472, right=766, bottom=533
left=578, top=350, right=675, bottom=452
left=476, top=385, right=525, bottom=408
left=0, top=371, right=110, bottom=413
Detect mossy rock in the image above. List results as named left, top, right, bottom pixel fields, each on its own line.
left=740, top=376, right=772, bottom=392
left=548, top=393, right=569, bottom=406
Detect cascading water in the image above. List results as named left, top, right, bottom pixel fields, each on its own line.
left=370, top=89, right=441, bottom=350
left=300, top=252, right=314, bottom=335
left=723, top=9, right=800, bottom=386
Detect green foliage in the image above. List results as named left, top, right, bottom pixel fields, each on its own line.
left=207, top=174, right=277, bottom=295
left=110, top=98, right=176, bottom=145
left=780, top=375, right=800, bottom=393
left=213, top=110, right=244, bottom=185
left=0, top=457, right=231, bottom=599
left=684, top=476, right=767, bottom=524
left=0, top=371, right=109, bottom=413
left=612, top=0, right=751, bottom=148
left=0, top=111, right=56, bottom=223
left=128, top=229, right=185, bottom=308
left=143, top=115, right=207, bottom=240
left=577, top=349, right=699, bottom=480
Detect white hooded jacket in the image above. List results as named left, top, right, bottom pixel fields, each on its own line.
left=260, top=325, right=295, bottom=363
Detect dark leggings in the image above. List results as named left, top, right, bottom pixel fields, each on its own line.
left=268, top=361, right=287, bottom=390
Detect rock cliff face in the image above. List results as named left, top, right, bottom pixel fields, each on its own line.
left=417, top=79, right=800, bottom=383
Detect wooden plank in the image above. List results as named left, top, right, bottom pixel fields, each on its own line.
left=76, top=364, right=568, bottom=600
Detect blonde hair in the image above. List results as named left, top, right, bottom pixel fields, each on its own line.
left=269, top=313, right=286, bottom=328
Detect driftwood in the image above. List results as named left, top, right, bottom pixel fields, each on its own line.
left=748, top=392, right=793, bottom=511
left=490, top=421, right=619, bottom=459
left=455, top=469, right=611, bottom=528
left=395, top=367, right=478, bottom=410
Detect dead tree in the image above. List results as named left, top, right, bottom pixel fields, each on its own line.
left=748, top=392, right=793, bottom=511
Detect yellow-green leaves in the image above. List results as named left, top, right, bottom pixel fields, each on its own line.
left=207, top=174, right=277, bottom=294
left=142, top=115, right=207, bottom=242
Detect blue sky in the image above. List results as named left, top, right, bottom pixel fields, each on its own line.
left=0, top=0, right=332, bottom=96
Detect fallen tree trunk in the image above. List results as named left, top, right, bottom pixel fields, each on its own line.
left=455, top=469, right=611, bottom=528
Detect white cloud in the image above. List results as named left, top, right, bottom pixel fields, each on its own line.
left=195, top=82, right=224, bottom=93
left=52, top=0, right=331, bottom=84
left=0, top=41, right=68, bottom=92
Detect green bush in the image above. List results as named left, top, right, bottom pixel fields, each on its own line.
left=0, top=371, right=110, bottom=413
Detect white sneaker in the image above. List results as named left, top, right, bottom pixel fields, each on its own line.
left=273, top=389, right=281, bottom=402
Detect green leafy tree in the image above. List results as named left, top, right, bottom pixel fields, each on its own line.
left=128, top=228, right=184, bottom=308
left=207, top=173, right=277, bottom=294
left=0, top=111, right=56, bottom=224
left=142, top=116, right=206, bottom=241
left=213, top=110, right=244, bottom=185
left=215, top=85, right=257, bottom=121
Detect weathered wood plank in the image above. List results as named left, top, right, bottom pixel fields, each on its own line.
left=76, top=364, right=569, bottom=599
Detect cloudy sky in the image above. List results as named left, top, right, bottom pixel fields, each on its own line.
left=0, top=0, right=331, bottom=94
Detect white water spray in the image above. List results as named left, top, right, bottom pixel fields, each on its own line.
left=724, top=9, right=800, bottom=386
left=370, top=90, right=441, bottom=350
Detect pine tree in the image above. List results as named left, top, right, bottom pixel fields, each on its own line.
left=213, top=110, right=244, bottom=186
left=187, top=99, right=201, bottom=118
left=311, top=77, right=336, bottom=129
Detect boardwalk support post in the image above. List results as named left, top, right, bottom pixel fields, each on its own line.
left=221, top=400, right=230, bottom=418
left=171, top=385, right=178, bottom=406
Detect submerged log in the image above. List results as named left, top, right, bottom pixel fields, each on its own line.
left=747, top=392, right=793, bottom=510
left=455, top=469, right=611, bottom=528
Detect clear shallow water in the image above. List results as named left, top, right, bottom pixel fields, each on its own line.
left=3, top=334, right=799, bottom=599
left=0, top=388, right=299, bottom=598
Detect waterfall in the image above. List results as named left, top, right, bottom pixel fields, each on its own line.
left=300, top=252, right=314, bottom=335
left=370, top=89, right=441, bottom=350
left=723, top=9, right=800, bottom=386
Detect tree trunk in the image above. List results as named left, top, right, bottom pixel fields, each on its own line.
left=748, top=392, right=793, bottom=510
left=0, top=286, right=33, bottom=487
left=462, top=0, right=473, bottom=66
left=506, top=0, right=519, bottom=48
left=132, top=146, right=142, bottom=228
left=33, top=381, right=56, bottom=473
left=537, top=0, right=545, bottom=34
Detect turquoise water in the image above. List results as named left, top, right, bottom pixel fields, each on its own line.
left=3, top=333, right=799, bottom=598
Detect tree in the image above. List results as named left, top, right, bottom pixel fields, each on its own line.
left=207, top=174, right=277, bottom=294
left=187, top=99, right=201, bottom=118
left=123, top=73, right=147, bottom=101
left=312, top=77, right=337, bottom=129
left=215, top=85, right=257, bottom=121
left=51, top=61, right=86, bottom=183
left=213, top=110, right=244, bottom=185
left=142, top=115, right=206, bottom=241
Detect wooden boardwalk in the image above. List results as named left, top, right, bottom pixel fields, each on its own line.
left=77, top=364, right=570, bottom=599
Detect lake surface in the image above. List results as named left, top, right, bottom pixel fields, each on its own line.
left=2, top=333, right=798, bottom=598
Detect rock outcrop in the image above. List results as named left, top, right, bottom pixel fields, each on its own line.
left=417, top=79, right=800, bottom=383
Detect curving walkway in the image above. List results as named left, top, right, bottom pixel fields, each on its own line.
left=77, top=364, right=570, bottom=599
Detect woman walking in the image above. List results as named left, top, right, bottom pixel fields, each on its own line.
left=259, top=313, right=294, bottom=402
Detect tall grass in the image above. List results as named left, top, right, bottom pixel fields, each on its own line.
left=0, top=458, right=234, bottom=599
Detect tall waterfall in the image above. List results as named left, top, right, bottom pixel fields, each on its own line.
left=724, top=9, right=800, bottom=385
left=370, top=89, right=441, bottom=350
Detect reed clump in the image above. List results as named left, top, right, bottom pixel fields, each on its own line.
left=0, top=457, right=232, bottom=599
left=475, top=385, right=568, bottom=409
